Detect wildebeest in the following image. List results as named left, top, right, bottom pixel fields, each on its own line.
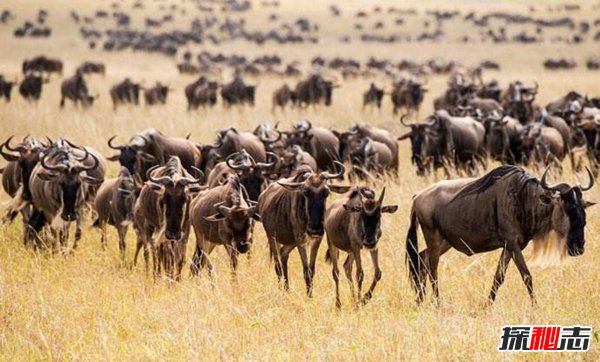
left=189, top=174, right=260, bottom=276
left=220, top=76, right=255, bottom=107
left=362, top=82, right=384, bottom=109
left=0, top=136, right=45, bottom=222
left=324, top=187, right=397, bottom=308
left=110, top=78, right=143, bottom=110
left=545, top=91, right=587, bottom=122
left=398, top=111, right=486, bottom=176
left=144, top=82, right=170, bottom=106
left=206, top=149, right=277, bottom=201
left=277, top=145, right=317, bottom=178
left=76, top=61, right=106, bottom=76
left=294, top=73, right=338, bottom=107
left=27, top=146, right=104, bottom=249
left=185, top=76, right=219, bottom=110
left=133, top=156, right=204, bottom=280
left=406, top=166, right=595, bottom=304
left=257, top=162, right=350, bottom=295
left=60, top=71, right=96, bottom=108
left=502, top=81, right=539, bottom=124
left=22, top=56, right=63, bottom=76
left=93, top=167, right=137, bottom=256
left=390, top=77, right=427, bottom=115
left=0, top=75, right=15, bottom=101
left=336, top=123, right=399, bottom=171
left=19, top=74, right=46, bottom=101
left=520, top=121, right=565, bottom=169
left=285, top=120, right=340, bottom=172
left=272, top=84, right=296, bottom=112
left=202, top=128, right=268, bottom=172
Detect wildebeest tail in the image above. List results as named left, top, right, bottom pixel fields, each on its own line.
left=406, top=207, right=420, bottom=292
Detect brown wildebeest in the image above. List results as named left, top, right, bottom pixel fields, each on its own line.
left=257, top=162, right=350, bottom=296
left=406, top=165, right=595, bottom=305
left=60, top=71, right=96, bottom=108
left=133, top=156, right=204, bottom=281
left=272, top=84, right=296, bottom=112
left=0, top=75, right=16, bottom=101
left=362, top=82, right=384, bottom=110
left=189, top=174, right=261, bottom=276
left=27, top=146, right=103, bottom=249
left=324, top=187, right=397, bottom=308
left=93, top=167, right=137, bottom=256
left=144, top=82, right=170, bottom=106
left=284, top=120, right=340, bottom=172
left=110, top=78, right=143, bottom=110
left=76, top=61, right=105, bottom=76
left=19, top=74, right=47, bottom=101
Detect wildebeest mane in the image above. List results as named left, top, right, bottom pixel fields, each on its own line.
left=452, top=165, right=526, bottom=200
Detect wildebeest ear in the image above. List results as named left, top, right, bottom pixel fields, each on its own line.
left=147, top=182, right=163, bottom=191
left=329, top=185, right=352, bottom=194
left=343, top=204, right=361, bottom=213
left=250, top=210, right=262, bottom=222
left=37, top=172, right=57, bottom=181
left=397, top=132, right=411, bottom=141
left=82, top=175, right=104, bottom=185
left=381, top=205, right=398, bottom=214
left=583, top=200, right=597, bottom=209
left=204, top=213, right=225, bottom=222
left=107, top=154, right=120, bottom=162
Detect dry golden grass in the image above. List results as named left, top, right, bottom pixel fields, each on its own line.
left=1, top=0, right=600, bottom=360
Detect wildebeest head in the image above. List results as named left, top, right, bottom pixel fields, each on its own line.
left=539, top=167, right=595, bottom=256
left=277, top=161, right=350, bottom=236
left=343, top=187, right=398, bottom=249
left=0, top=135, right=44, bottom=200
left=225, top=149, right=278, bottom=200
left=205, top=177, right=261, bottom=254
left=107, top=135, right=156, bottom=178
left=38, top=148, right=102, bottom=221
left=147, top=158, right=204, bottom=240
left=397, top=114, right=439, bottom=175
left=115, top=167, right=137, bottom=222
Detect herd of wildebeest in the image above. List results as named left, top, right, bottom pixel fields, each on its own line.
left=2, top=1, right=600, bottom=308
left=1, top=50, right=599, bottom=307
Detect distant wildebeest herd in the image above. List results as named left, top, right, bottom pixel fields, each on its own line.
left=0, top=105, right=597, bottom=307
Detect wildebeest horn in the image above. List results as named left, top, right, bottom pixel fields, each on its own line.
left=3, top=136, right=26, bottom=153
left=74, top=147, right=92, bottom=161
left=259, top=130, right=282, bottom=144
left=64, top=139, right=85, bottom=152
left=400, top=114, right=415, bottom=127
left=320, top=161, right=345, bottom=180
left=226, top=152, right=250, bottom=170
left=45, top=137, right=54, bottom=147
left=107, top=135, right=124, bottom=150
left=378, top=187, right=386, bottom=205
left=204, top=135, right=224, bottom=151
left=178, top=167, right=204, bottom=186
left=0, top=138, right=20, bottom=161
left=40, top=155, right=68, bottom=172
left=74, top=151, right=99, bottom=172
left=149, top=173, right=173, bottom=185
left=540, top=167, right=570, bottom=194
left=532, top=81, right=539, bottom=94
left=256, top=152, right=279, bottom=170
left=297, top=119, right=312, bottom=132
left=579, top=167, right=594, bottom=192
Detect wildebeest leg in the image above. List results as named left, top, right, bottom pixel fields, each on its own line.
left=353, top=248, right=364, bottom=304
left=268, top=236, right=284, bottom=282
left=362, top=249, right=381, bottom=304
left=116, top=225, right=128, bottom=260
left=511, top=243, right=536, bottom=304
left=329, top=246, right=342, bottom=309
left=487, top=247, right=513, bottom=304
left=297, top=244, right=313, bottom=297
left=225, top=245, right=239, bottom=278
left=280, top=244, right=294, bottom=291
left=418, top=227, right=443, bottom=303
left=60, top=96, right=65, bottom=108
left=308, top=236, right=322, bottom=280
left=343, top=254, right=355, bottom=297
left=100, top=223, right=107, bottom=251
left=73, top=215, right=82, bottom=249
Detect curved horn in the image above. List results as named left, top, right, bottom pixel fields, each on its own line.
left=532, top=81, right=539, bottom=94
left=74, top=147, right=91, bottom=161
left=259, top=129, right=282, bottom=145
left=74, top=151, right=99, bottom=172
left=256, top=152, right=279, bottom=169
left=540, top=167, right=570, bottom=193
left=579, top=167, right=594, bottom=191
left=64, top=139, right=85, bottom=151
left=203, top=135, right=224, bottom=151
left=149, top=171, right=173, bottom=185
left=0, top=139, right=20, bottom=161
left=226, top=152, right=248, bottom=170
left=4, top=136, right=26, bottom=152
left=320, top=161, right=345, bottom=180
left=40, top=155, right=68, bottom=172
left=178, top=166, right=204, bottom=186
left=400, top=114, right=415, bottom=127
left=107, top=135, right=124, bottom=150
